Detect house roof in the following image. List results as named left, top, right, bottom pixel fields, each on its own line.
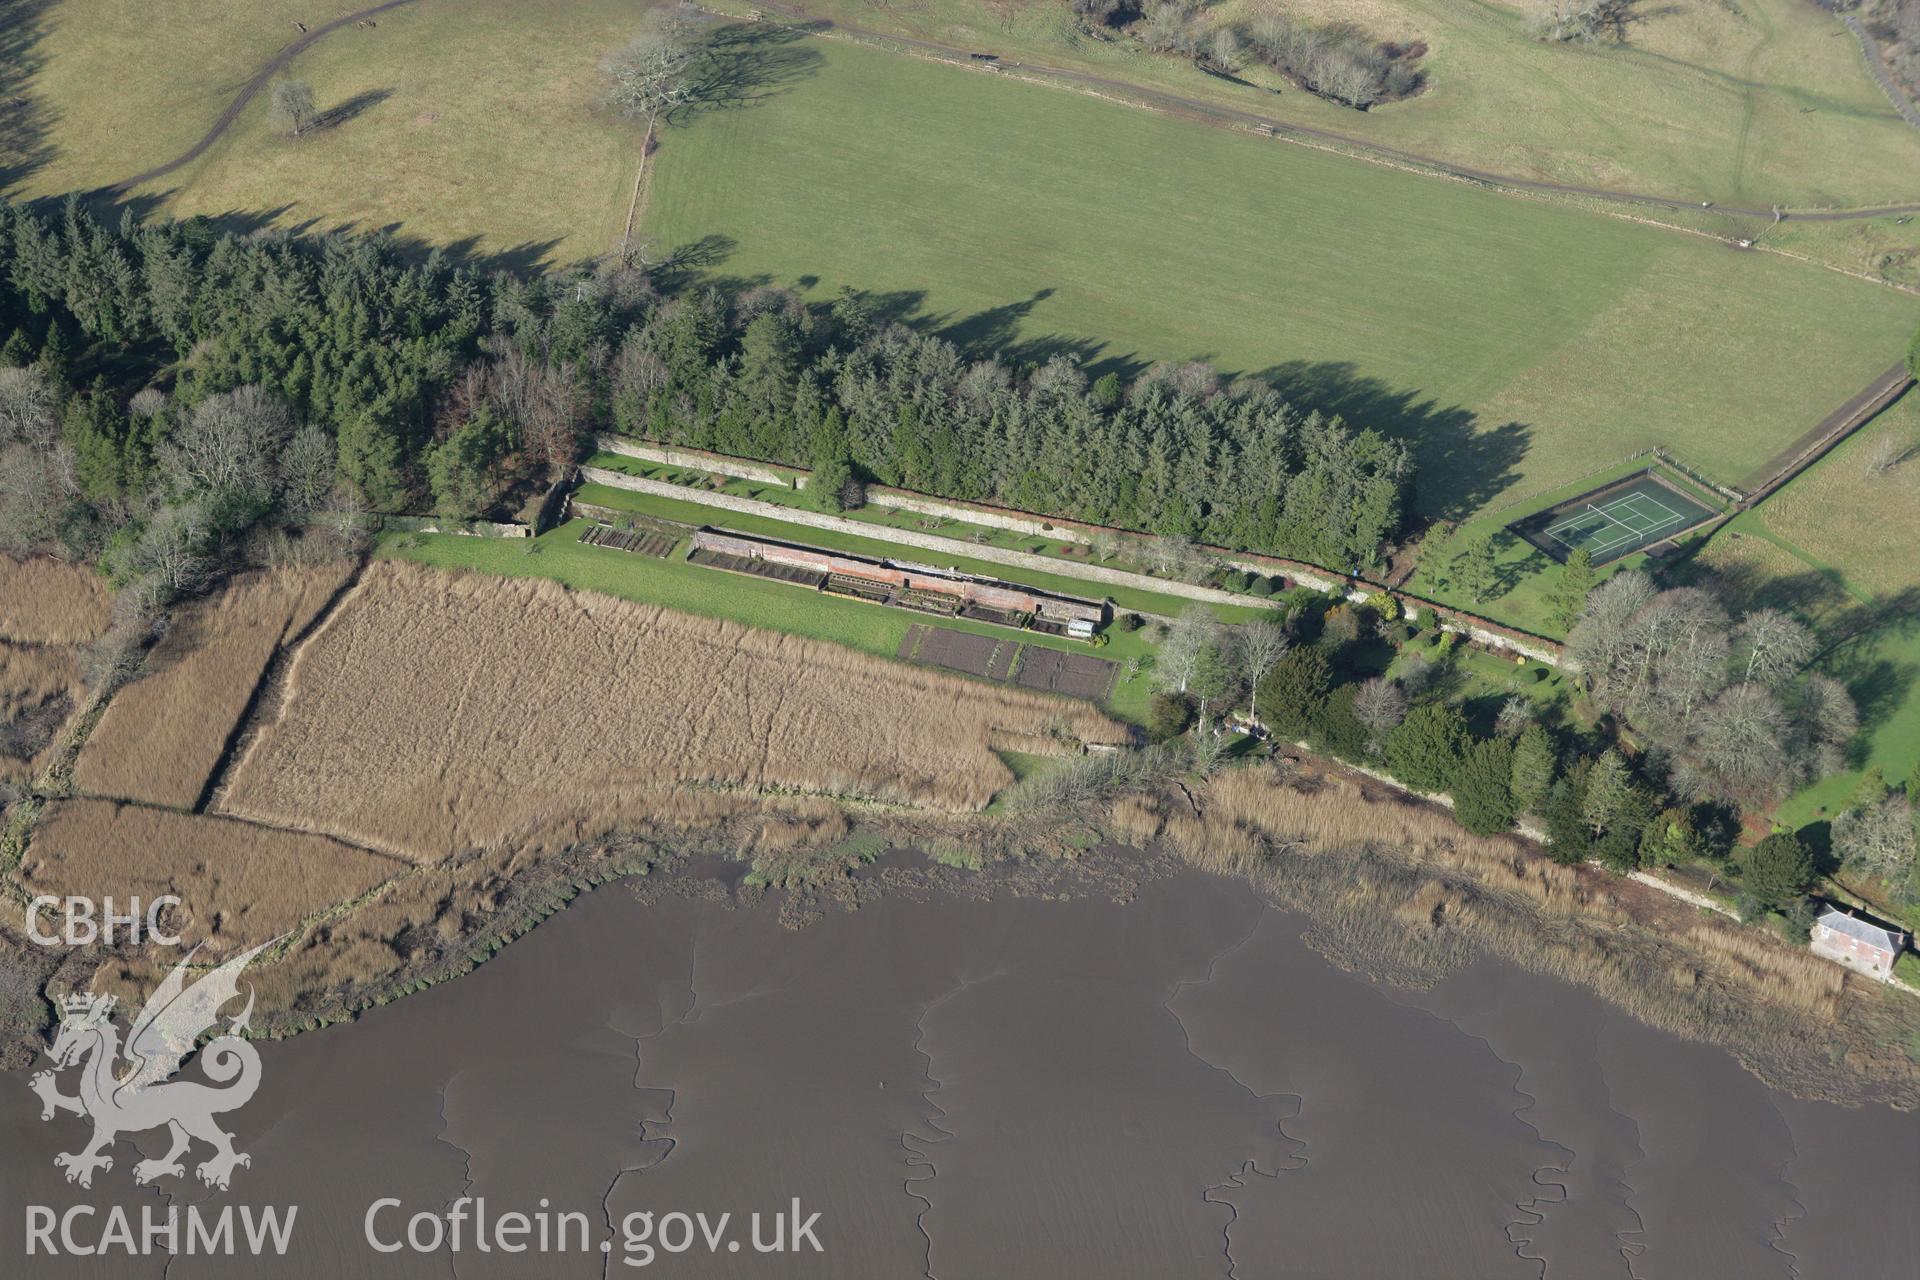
left=1815, top=905, right=1906, bottom=954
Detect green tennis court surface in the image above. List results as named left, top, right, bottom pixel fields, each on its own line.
left=1510, top=472, right=1721, bottom=566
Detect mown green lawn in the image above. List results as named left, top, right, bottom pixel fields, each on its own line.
left=380, top=519, right=1165, bottom=723
left=647, top=36, right=1919, bottom=522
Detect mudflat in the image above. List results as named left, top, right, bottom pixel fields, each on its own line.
left=5, top=868, right=1917, bottom=1278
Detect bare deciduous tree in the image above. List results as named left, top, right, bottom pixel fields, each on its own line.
left=1833, top=792, right=1917, bottom=888
left=1494, top=695, right=1534, bottom=739
left=157, top=384, right=294, bottom=503
left=1673, top=683, right=1793, bottom=805
left=1155, top=605, right=1219, bottom=696
left=1354, top=676, right=1408, bottom=747
left=127, top=503, right=214, bottom=606
left=1231, top=618, right=1290, bottom=724
left=0, top=366, right=76, bottom=554
left=1863, top=434, right=1903, bottom=477
left=604, top=10, right=705, bottom=128
left=280, top=423, right=338, bottom=515
left=0, top=365, right=57, bottom=450
left=1734, top=608, right=1815, bottom=688
left=1566, top=569, right=1655, bottom=696
left=269, top=79, right=318, bottom=137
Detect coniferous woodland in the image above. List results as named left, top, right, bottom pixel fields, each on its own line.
left=0, top=196, right=1413, bottom=594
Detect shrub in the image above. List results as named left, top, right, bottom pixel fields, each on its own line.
left=1743, top=832, right=1814, bottom=910
left=1148, top=691, right=1195, bottom=742
left=1249, top=576, right=1277, bottom=598
left=1255, top=647, right=1333, bottom=741
left=1117, top=612, right=1144, bottom=632
left=1416, top=607, right=1437, bottom=632
left=1385, top=702, right=1468, bottom=793
left=1307, top=684, right=1369, bottom=763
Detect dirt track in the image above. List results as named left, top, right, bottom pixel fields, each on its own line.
left=112, top=0, right=419, bottom=193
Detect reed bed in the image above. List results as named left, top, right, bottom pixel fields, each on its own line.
left=220, top=563, right=1125, bottom=861
left=0, top=557, right=112, bottom=645
left=74, top=567, right=354, bottom=807
left=19, top=798, right=401, bottom=953
left=0, top=642, right=82, bottom=782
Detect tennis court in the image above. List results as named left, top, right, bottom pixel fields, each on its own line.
left=1509, top=472, right=1721, bottom=566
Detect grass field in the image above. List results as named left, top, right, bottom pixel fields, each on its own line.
left=6, top=0, right=645, bottom=265
left=15, top=0, right=1919, bottom=223
left=1689, top=394, right=1920, bottom=830
left=220, top=561, right=1127, bottom=858
left=729, top=0, right=1920, bottom=211
left=643, top=37, right=1918, bottom=518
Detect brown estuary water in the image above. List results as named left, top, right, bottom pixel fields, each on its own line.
left=4, top=867, right=1919, bottom=1278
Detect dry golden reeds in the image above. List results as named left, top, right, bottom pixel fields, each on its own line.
left=0, top=642, right=83, bottom=782
left=219, top=563, right=1126, bottom=861
left=74, top=567, right=353, bottom=807
left=0, top=556, right=112, bottom=645
left=20, top=798, right=402, bottom=952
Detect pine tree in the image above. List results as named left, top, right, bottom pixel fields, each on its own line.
left=1509, top=724, right=1557, bottom=814
left=1548, top=547, right=1594, bottom=630
left=337, top=410, right=407, bottom=511
left=1453, top=737, right=1517, bottom=835
left=0, top=329, right=33, bottom=368
left=1450, top=532, right=1497, bottom=605
left=1542, top=777, right=1591, bottom=865
left=1581, top=750, right=1630, bottom=836
left=1385, top=702, right=1468, bottom=793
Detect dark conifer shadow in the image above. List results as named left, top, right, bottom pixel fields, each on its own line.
left=1257, top=359, right=1530, bottom=520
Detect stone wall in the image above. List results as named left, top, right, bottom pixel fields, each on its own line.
left=597, top=438, right=799, bottom=488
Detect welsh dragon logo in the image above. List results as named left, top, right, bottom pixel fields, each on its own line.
left=29, top=939, right=278, bottom=1190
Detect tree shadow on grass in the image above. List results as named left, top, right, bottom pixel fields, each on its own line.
left=47, top=186, right=572, bottom=278
left=0, top=0, right=58, bottom=195
left=671, top=22, right=826, bottom=125
left=313, top=88, right=395, bottom=132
